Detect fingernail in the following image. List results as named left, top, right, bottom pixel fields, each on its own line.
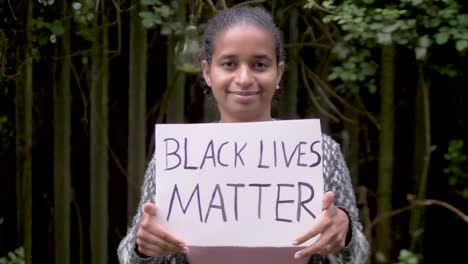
left=294, top=252, right=302, bottom=259
left=291, top=240, right=298, bottom=246
left=179, top=242, right=186, bottom=248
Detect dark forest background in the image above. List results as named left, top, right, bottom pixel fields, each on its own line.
left=0, top=0, right=467, bottom=263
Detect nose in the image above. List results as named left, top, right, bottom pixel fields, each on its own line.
left=235, top=65, right=254, bottom=88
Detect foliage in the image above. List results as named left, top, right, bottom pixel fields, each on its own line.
left=71, top=0, right=97, bottom=42
left=443, top=139, right=468, bottom=198
left=0, top=247, right=25, bottom=264
left=395, top=249, right=419, bottom=264
left=140, top=0, right=182, bottom=35
left=31, top=17, right=65, bottom=45
left=304, top=0, right=468, bottom=93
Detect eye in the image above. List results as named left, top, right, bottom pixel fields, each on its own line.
left=253, top=62, right=269, bottom=71
left=221, top=61, right=236, bottom=70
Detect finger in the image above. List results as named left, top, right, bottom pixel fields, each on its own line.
left=154, top=224, right=188, bottom=250
left=294, top=235, right=333, bottom=259
left=137, top=243, right=174, bottom=257
left=137, top=230, right=182, bottom=253
left=137, top=236, right=185, bottom=256
left=292, top=226, right=321, bottom=246
left=293, top=212, right=330, bottom=245
left=139, top=203, right=188, bottom=253
left=322, top=191, right=334, bottom=210
left=143, top=203, right=157, bottom=216
left=141, top=203, right=185, bottom=247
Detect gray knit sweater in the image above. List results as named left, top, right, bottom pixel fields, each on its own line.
left=117, top=134, right=369, bottom=264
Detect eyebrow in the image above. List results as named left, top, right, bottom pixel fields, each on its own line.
left=218, top=54, right=273, bottom=61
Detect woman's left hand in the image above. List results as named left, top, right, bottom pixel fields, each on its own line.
left=292, top=191, right=350, bottom=259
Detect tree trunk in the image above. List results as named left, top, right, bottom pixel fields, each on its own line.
left=409, top=62, right=431, bottom=252
left=15, top=0, right=33, bottom=262
left=375, top=44, right=395, bottom=263
left=90, top=2, right=109, bottom=263
left=166, top=0, right=186, bottom=123
left=128, top=0, right=148, bottom=221
left=53, top=2, right=72, bottom=264
left=344, top=95, right=360, bottom=187
left=280, top=8, right=299, bottom=119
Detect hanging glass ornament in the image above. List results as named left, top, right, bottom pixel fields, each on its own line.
left=175, top=24, right=201, bottom=74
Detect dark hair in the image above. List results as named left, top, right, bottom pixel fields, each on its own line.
left=200, top=5, right=285, bottom=67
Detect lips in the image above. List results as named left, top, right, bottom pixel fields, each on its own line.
left=227, top=90, right=261, bottom=96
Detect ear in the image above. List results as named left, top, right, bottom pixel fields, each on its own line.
left=201, top=60, right=212, bottom=87
left=276, top=61, right=285, bottom=85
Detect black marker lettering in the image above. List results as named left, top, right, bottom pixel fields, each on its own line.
left=183, top=137, right=198, bottom=170
left=200, top=140, right=216, bottom=169
left=204, top=184, right=227, bottom=223
left=282, top=142, right=300, bottom=167
left=297, top=182, right=316, bottom=221
left=249, top=183, right=271, bottom=219
left=234, top=142, right=247, bottom=167
left=297, top=141, right=308, bottom=167
left=257, top=140, right=269, bottom=168
left=167, top=184, right=203, bottom=222
left=217, top=141, right=229, bottom=167
left=227, top=183, right=245, bottom=221
left=309, top=141, right=322, bottom=167
left=164, top=138, right=181, bottom=170
left=273, top=141, right=278, bottom=167
left=275, top=184, right=294, bottom=223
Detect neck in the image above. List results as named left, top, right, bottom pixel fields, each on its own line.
left=219, top=113, right=273, bottom=123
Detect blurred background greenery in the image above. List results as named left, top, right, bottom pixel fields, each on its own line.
left=0, top=0, right=467, bottom=263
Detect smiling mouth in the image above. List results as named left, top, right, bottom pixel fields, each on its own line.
left=228, top=91, right=261, bottom=96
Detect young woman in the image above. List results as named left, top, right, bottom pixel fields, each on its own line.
left=118, top=5, right=369, bottom=264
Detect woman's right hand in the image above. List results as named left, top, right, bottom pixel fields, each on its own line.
left=136, top=203, right=189, bottom=257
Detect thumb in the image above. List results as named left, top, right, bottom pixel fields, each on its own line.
left=143, top=202, right=157, bottom=217
left=322, top=191, right=335, bottom=210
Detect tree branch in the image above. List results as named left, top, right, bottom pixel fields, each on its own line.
left=300, top=61, right=339, bottom=122
left=205, top=0, right=217, bottom=12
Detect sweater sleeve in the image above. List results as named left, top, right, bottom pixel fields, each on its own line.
left=117, top=154, right=188, bottom=264
left=322, top=135, right=369, bottom=264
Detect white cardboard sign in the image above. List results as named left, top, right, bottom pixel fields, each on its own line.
left=154, top=119, right=323, bottom=247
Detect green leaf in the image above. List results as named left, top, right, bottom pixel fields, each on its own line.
left=158, top=5, right=173, bottom=18
left=141, top=0, right=160, bottom=5
left=382, top=22, right=401, bottom=33
left=456, top=40, right=468, bottom=51
left=435, top=32, right=450, bottom=45
left=411, top=0, right=423, bottom=6
left=368, top=84, right=377, bottom=94
left=50, top=20, right=65, bottom=35
left=418, top=35, right=430, bottom=48
left=161, top=24, right=172, bottom=35
left=304, top=2, right=314, bottom=9
left=14, top=247, right=24, bottom=258
left=141, top=18, right=155, bottom=28
left=38, top=31, right=50, bottom=46
left=327, top=71, right=338, bottom=81
left=139, top=11, right=155, bottom=19
left=463, top=188, right=468, bottom=199
left=377, top=33, right=392, bottom=45
left=457, top=14, right=468, bottom=25
left=415, top=47, right=427, bottom=60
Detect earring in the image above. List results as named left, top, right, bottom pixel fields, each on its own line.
left=276, top=84, right=280, bottom=90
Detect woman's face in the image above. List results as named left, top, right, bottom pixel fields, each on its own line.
left=202, top=25, right=284, bottom=123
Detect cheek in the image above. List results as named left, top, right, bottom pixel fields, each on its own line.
left=259, top=75, right=277, bottom=90
left=209, top=71, right=231, bottom=89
